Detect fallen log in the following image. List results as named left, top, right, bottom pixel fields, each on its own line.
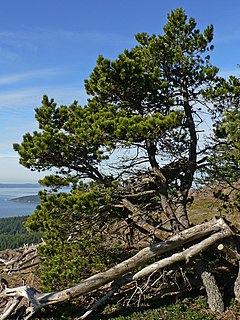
left=0, top=217, right=236, bottom=319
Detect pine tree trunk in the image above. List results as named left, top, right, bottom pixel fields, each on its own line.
left=175, top=199, right=190, bottom=229
left=195, top=259, right=224, bottom=312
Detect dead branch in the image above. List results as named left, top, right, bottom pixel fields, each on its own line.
left=124, top=190, right=156, bottom=198
left=77, top=286, right=119, bottom=319
left=0, top=245, right=39, bottom=274
left=234, top=261, right=240, bottom=303
left=0, top=297, right=22, bottom=320
left=132, top=229, right=233, bottom=281
left=1, top=216, right=239, bottom=320
left=4, top=261, right=39, bottom=273
left=217, top=242, right=240, bottom=260
left=0, top=217, right=235, bottom=319
left=217, top=239, right=240, bottom=303
left=195, top=259, right=224, bottom=312
left=0, top=245, right=38, bottom=267
left=122, top=198, right=169, bottom=239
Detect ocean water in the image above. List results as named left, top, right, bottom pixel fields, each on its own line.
left=0, top=186, right=41, bottom=218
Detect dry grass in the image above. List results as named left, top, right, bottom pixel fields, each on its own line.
left=189, top=185, right=240, bottom=228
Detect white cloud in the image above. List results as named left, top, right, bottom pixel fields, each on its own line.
left=0, top=68, right=62, bottom=86
left=54, top=29, right=134, bottom=47
left=0, top=84, right=87, bottom=109
left=0, top=28, right=134, bottom=56
left=0, top=31, right=38, bottom=62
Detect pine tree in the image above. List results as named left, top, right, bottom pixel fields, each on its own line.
left=14, top=8, right=222, bottom=289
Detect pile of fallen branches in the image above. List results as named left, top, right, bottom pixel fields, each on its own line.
left=0, top=244, right=39, bottom=275
left=0, top=217, right=240, bottom=319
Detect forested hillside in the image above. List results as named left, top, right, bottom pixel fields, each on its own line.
left=0, top=216, right=41, bottom=250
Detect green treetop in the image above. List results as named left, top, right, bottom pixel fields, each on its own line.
left=14, top=8, right=228, bottom=290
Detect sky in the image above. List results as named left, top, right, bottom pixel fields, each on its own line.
left=0, top=0, right=240, bottom=183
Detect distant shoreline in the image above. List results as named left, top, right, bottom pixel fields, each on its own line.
left=9, top=195, right=40, bottom=204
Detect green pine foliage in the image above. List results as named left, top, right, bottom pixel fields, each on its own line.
left=25, top=184, right=133, bottom=291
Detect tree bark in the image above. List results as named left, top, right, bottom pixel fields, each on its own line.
left=145, top=140, right=182, bottom=232
left=195, top=259, right=224, bottom=312
left=175, top=198, right=190, bottom=229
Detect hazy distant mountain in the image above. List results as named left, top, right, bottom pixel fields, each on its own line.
left=0, top=183, right=40, bottom=188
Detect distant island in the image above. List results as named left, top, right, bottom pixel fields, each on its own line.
left=10, top=195, right=40, bottom=204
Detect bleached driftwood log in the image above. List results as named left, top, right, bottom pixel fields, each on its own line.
left=0, top=217, right=236, bottom=319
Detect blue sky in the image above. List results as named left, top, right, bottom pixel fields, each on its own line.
left=0, top=0, right=240, bottom=183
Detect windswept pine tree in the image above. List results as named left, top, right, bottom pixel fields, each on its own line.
left=4, top=8, right=239, bottom=319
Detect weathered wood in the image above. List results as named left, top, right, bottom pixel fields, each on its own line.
left=0, top=245, right=38, bottom=273
left=0, top=217, right=235, bottom=319
left=36, top=217, right=229, bottom=305
left=78, top=286, right=118, bottom=319
left=0, top=297, right=22, bottom=320
left=132, top=229, right=233, bottom=280
left=3, top=261, right=39, bottom=273
left=217, top=242, right=240, bottom=260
